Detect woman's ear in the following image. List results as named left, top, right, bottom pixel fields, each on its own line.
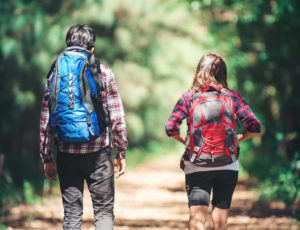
left=90, top=47, right=95, bottom=53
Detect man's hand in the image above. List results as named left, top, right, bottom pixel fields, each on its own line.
left=44, top=162, right=57, bottom=182
left=114, top=158, right=126, bottom=179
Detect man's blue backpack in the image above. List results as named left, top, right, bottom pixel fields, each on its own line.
left=46, top=46, right=110, bottom=142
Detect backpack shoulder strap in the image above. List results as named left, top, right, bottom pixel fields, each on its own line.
left=87, top=53, right=111, bottom=130
left=46, top=60, right=56, bottom=79
left=88, top=53, right=103, bottom=91
left=220, top=87, right=232, bottom=96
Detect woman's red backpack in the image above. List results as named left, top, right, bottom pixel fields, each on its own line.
left=187, top=85, right=239, bottom=167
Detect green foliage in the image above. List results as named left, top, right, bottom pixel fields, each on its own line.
left=0, top=177, right=20, bottom=218
left=125, top=141, right=183, bottom=169
left=187, top=0, right=300, bottom=163
left=0, top=223, right=6, bottom=230
left=26, top=212, right=35, bottom=222
left=259, top=153, right=300, bottom=218
left=186, top=0, right=300, bottom=210
left=0, top=0, right=299, bottom=218
left=23, top=180, right=40, bottom=205
left=0, top=0, right=207, bottom=212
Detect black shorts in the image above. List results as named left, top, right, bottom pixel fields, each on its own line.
left=185, top=170, right=238, bottom=209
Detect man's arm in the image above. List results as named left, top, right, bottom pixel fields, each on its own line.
left=40, top=83, right=53, bottom=163
left=40, top=80, right=57, bottom=181
left=105, top=68, right=128, bottom=178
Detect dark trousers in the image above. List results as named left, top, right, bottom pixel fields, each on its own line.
left=56, top=147, right=114, bottom=230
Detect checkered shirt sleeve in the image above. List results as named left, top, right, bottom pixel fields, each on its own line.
left=231, top=90, right=261, bottom=133
left=105, top=67, right=128, bottom=158
left=165, top=93, right=189, bottom=137
left=40, top=80, right=53, bottom=163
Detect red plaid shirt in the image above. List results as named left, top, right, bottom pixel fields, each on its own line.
left=40, top=64, right=128, bottom=163
left=165, top=86, right=261, bottom=136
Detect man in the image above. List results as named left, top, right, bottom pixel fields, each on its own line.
left=40, top=24, right=128, bottom=230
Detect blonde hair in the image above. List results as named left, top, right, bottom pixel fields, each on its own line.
left=191, top=52, right=228, bottom=93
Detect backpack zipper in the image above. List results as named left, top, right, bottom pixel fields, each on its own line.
left=211, top=151, right=214, bottom=163
left=68, top=73, right=74, bottom=110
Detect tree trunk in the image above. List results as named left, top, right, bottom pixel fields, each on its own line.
left=0, top=154, right=4, bottom=176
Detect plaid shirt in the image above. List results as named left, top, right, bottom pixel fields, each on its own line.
left=40, top=64, right=128, bottom=163
left=165, top=86, right=261, bottom=137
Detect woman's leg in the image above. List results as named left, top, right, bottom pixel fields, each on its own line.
left=211, top=170, right=238, bottom=230
left=189, top=205, right=208, bottom=230
left=211, top=206, right=229, bottom=230
left=186, top=172, right=213, bottom=230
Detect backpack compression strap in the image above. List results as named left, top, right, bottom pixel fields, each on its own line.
left=49, top=50, right=93, bottom=113
left=65, top=46, right=103, bottom=91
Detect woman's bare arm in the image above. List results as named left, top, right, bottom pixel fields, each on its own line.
left=238, top=130, right=257, bottom=143
left=172, top=134, right=186, bottom=144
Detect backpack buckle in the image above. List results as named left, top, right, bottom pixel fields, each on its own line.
left=229, top=146, right=237, bottom=162
left=190, top=146, right=199, bottom=162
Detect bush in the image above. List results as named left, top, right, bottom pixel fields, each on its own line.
left=259, top=153, right=300, bottom=219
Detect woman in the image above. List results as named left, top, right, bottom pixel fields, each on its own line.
left=165, top=53, right=261, bottom=230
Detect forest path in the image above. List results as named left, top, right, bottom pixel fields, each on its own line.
left=5, top=155, right=299, bottom=230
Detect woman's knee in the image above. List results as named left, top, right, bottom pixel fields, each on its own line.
left=189, top=205, right=208, bottom=230
left=211, top=207, right=229, bottom=229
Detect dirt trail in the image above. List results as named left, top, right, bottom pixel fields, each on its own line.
left=4, top=155, right=299, bottom=230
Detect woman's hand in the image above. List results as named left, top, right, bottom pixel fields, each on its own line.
left=238, top=130, right=257, bottom=143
